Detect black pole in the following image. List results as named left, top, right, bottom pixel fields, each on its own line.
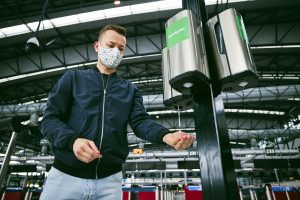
left=182, top=0, right=240, bottom=199
left=0, top=117, right=25, bottom=186
left=0, top=131, right=18, bottom=185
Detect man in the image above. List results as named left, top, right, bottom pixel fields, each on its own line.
left=40, top=24, right=195, bottom=200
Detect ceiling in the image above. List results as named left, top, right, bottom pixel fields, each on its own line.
left=0, top=0, right=299, bottom=166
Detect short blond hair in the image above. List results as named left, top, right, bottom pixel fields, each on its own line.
left=98, top=24, right=126, bottom=41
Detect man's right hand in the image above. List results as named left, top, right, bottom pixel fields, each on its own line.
left=73, top=138, right=102, bottom=163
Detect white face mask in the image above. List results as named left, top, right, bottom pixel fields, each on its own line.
left=98, top=46, right=123, bottom=69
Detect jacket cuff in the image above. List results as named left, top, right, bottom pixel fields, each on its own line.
left=67, top=135, right=79, bottom=150
left=158, top=129, right=173, bottom=145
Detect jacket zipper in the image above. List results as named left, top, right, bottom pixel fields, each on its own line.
left=95, top=74, right=110, bottom=179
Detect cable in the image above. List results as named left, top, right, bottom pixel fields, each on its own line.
left=225, top=0, right=229, bottom=10
left=34, top=0, right=49, bottom=38
left=214, top=0, right=219, bottom=15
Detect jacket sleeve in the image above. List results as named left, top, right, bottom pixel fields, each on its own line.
left=128, top=86, right=171, bottom=144
left=41, top=71, right=79, bottom=150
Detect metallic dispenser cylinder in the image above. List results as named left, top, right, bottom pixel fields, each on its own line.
left=207, top=8, right=258, bottom=92
left=162, top=48, right=192, bottom=110
left=165, top=10, right=210, bottom=94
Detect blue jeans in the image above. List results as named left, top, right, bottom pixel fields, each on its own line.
left=40, top=167, right=122, bottom=200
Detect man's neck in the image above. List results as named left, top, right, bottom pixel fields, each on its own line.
left=97, top=63, right=116, bottom=75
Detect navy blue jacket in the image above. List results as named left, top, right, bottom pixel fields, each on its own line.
left=41, top=67, right=170, bottom=179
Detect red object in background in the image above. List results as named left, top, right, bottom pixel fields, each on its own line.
left=184, top=186, right=203, bottom=200
left=272, top=191, right=300, bottom=200
left=274, top=192, right=288, bottom=200
left=3, top=191, right=25, bottom=200
left=288, top=192, right=300, bottom=200
left=138, top=191, right=156, bottom=200
left=123, top=191, right=129, bottom=200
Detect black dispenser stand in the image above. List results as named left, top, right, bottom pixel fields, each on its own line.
left=182, top=0, right=240, bottom=199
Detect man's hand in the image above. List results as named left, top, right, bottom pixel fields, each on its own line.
left=73, top=138, right=102, bottom=163
left=163, top=131, right=195, bottom=151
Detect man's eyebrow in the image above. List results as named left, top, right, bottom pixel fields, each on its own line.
left=107, top=41, right=125, bottom=48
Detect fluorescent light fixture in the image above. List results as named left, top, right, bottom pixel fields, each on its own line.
left=10, top=161, right=20, bottom=164
left=288, top=98, right=300, bottom=101
left=1, top=24, right=30, bottom=36
left=251, top=45, right=300, bottom=49
left=131, top=78, right=162, bottom=84
left=77, top=10, right=105, bottom=23
left=204, top=0, right=255, bottom=5
left=225, top=108, right=285, bottom=115
left=51, top=15, right=80, bottom=27
left=168, top=128, right=195, bottom=131
left=0, top=64, right=83, bottom=84
left=148, top=109, right=193, bottom=115
left=27, top=20, right=54, bottom=31
left=123, top=53, right=161, bottom=61
left=230, top=141, right=246, bottom=145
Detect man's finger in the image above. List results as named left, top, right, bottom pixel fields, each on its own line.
left=77, top=151, right=93, bottom=162
left=88, top=141, right=100, bottom=153
left=175, top=137, right=194, bottom=150
left=181, top=138, right=191, bottom=149
left=175, top=139, right=186, bottom=150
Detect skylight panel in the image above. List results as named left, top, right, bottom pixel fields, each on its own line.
left=1, top=24, right=30, bottom=36
left=27, top=20, right=54, bottom=31
left=0, top=30, right=5, bottom=38
left=51, top=15, right=80, bottom=27
left=104, top=6, right=131, bottom=18
left=77, top=10, right=105, bottom=23
left=158, top=0, right=182, bottom=11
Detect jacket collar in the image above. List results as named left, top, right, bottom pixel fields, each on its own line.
left=92, top=66, right=117, bottom=76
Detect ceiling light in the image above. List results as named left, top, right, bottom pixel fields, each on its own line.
left=114, top=0, right=121, bottom=5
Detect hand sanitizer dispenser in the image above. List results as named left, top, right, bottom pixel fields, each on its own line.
left=162, top=48, right=192, bottom=110
left=207, top=8, right=258, bottom=92
left=166, top=10, right=210, bottom=94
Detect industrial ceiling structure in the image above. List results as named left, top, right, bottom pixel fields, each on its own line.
left=0, top=0, right=300, bottom=180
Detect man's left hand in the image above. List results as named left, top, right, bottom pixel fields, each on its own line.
left=162, top=131, right=196, bottom=151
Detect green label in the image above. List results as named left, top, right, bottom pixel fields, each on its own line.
left=166, top=17, right=190, bottom=48
left=235, top=15, right=249, bottom=44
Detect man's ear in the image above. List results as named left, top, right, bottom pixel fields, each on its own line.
left=94, top=41, right=100, bottom=52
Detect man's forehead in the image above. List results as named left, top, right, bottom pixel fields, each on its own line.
left=102, top=30, right=126, bottom=45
